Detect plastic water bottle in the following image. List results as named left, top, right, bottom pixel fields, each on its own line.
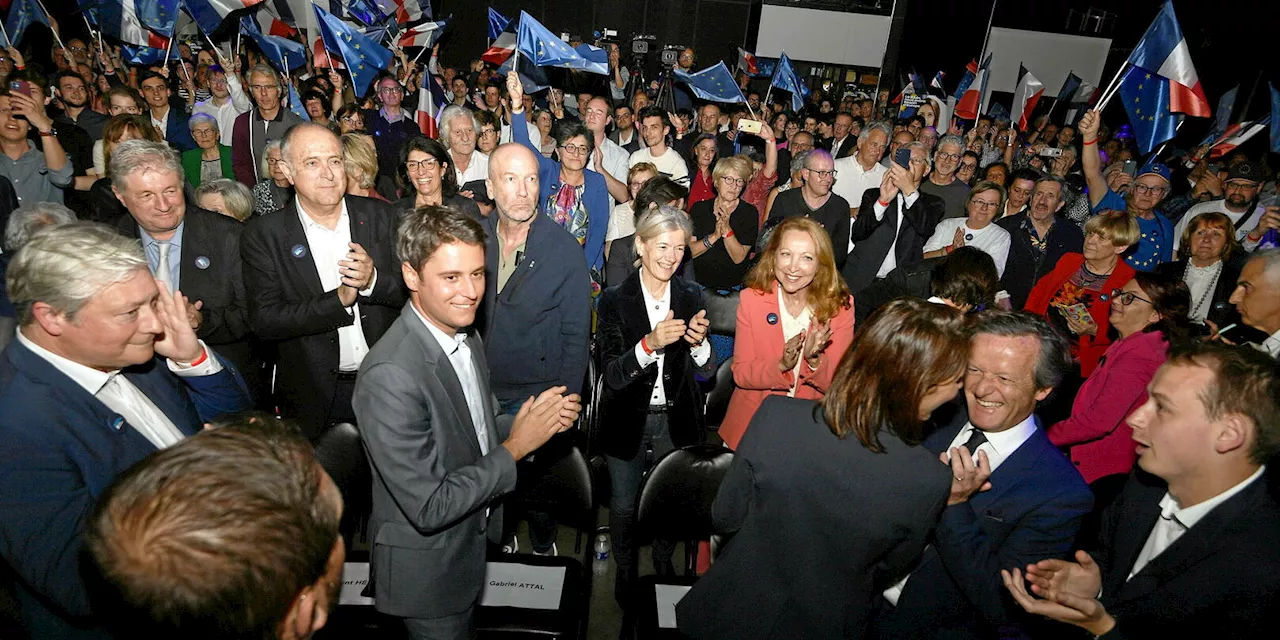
left=592, top=533, right=610, bottom=578
left=594, top=533, right=610, bottom=561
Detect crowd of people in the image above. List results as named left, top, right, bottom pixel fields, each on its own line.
left=0, top=14, right=1278, bottom=640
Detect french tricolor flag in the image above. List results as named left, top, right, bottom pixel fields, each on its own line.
left=1126, top=0, right=1210, bottom=118
left=1204, top=116, right=1270, bottom=159
left=415, top=74, right=448, bottom=139
left=99, top=0, right=171, bottom=48
left=1012, top=64, right=1044, bottom=132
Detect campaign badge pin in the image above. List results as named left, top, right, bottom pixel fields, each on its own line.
left=291, top=244, right=308, bottom=258
left=194, top=256, right=211, bottom=270
left=766, top=312, right=779, bottom=325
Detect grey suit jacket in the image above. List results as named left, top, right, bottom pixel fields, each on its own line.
left=353, top=303, right=518, bottom=619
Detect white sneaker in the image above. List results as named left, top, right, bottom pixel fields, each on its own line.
left=502, top=537, right=519, bottom=554
left=532, top=542, right=558, bottom=557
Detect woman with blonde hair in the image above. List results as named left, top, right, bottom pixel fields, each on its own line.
left=87, top=114, right=163, bottom=223
left=689, top=155, right=759, bottom=290
left=719, top=216, right=855, bottom=449
left=341, top=133, right=389, bottom=202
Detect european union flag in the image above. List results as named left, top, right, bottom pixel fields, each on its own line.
left=516, top=11, right=591, bottom=70
left=341, top=0, right=387, bottom=27
left=121, top=42, right=180, bottom=65
left=138, top=0, right=181, bottom=38
left=1118, top=66, right=1180, bottom=154
left=313, top=3, right=393, bottom=98
left=2, top=0, right=49, bottom=48
left=674, top=62, right=745, bottom=104
left=769, top=52, right=808, bottom=112
left=498, top=50, right=550, bottom=93
left=241, top=16, right=306, bottom=72
left=569, top=43, right=609, bottom=76
left=288, top=81, right=311, bottom=122
left=487, top=7, right=510, bottom=42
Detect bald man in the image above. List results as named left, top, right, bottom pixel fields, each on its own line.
left=240, top=123, right=406, bottom=438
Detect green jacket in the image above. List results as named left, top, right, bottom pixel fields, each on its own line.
left=182, top=145, right=234, bottom=188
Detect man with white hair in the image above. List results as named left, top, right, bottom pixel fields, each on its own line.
left=1226, top=249, right=1280, bottom=358
left=109, top=139, right=255, bottom=399
left=440, top=105, right=490, bottom=189
left=0, top=222, right=251, bottom=638
left=231, top=64, right=305, bottom=187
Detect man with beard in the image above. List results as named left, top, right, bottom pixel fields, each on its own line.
left=1176, top=161, right=1270, bottom=252
left=997, top=176, right=1084, bottom=310
left=53, top=71, right=107, bottom=141
left=609, top=103, right=642, bottom=153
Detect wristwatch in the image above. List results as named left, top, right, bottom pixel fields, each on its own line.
left=37, top=127, right=57, bottom=137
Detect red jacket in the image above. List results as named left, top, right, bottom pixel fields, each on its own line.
left=1024, top=253, right=1135, bottom=376
left=1048, top=330, right=1168, bottom=484
left=719, top=285, right=855, bottom=450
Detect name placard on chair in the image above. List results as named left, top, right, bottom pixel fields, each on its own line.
left=339, top=563, right=375, bottom=606
left=479, top=562, right=567, bottom=610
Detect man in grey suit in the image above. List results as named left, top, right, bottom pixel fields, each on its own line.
left=353, top=205, right=582, bottom=640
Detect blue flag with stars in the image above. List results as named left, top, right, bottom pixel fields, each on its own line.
left=287, top=81, right=311, bottom=122
left=121, top=42, right=181, bottom=66
left=138, top=0, right=181, bottom=38
left=1118, top=65, right=1180, bottom=155
left=769, top=52, right=809, bottom=112
left=313, top=3, right=394, bottom=98
left=241, top=16, right=306, bottom=72
left=516, top=11, right=596, bottom=71
left=674, top=62, right=745, bottom=104
left=2, top=0, right=49, bottom=48
left=487, top=7, right=510, bottom=41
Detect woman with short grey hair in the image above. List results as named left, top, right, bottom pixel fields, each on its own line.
left=252, top=140, right=292, bottom=216
left=183, top=113, right=232, bottom=188
left=596, top=203, right=712, bottom=602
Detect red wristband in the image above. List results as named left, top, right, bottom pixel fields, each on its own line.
left=184, top=346, right=209, bottom=367
left=640, top=336, right=655, bottom=355
left=878, top=199, right=891, bottom=207
left=1083, top=138, right=1097, bottom=146
left=724, top=229, right=734, bottom=238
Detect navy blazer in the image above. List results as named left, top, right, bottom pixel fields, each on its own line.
left=163, top=106, right=197, bottom=153
left=510, top=111, right=610, bottom=273
left=1091, top=470, right=1280, bottom=640
left=0, top=339, right=250, bottom=638
left=872, top=409, right=1093, bottom=640
left=476, top=212, right=591, bottom=402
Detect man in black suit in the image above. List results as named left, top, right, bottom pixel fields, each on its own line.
left=241, top=123, right=405, bottom=438
left=827, top=112, right=858, bottom=160
left=109, top=139, right=256, bottom=397
left=844, top=141, right=946, bottom=295
left=609, top=103, right=642, bottom=154
left=872, top=311, right=1093, bottom=640
left=1004, top=341, right=1280, bottom=638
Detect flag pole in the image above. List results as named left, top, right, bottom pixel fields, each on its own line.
left=35, top=0, right=67, bottom=50
left=977, top=0, right=998, bottom=71
left=165, top=30, right=177, bottom=63
left=1151, top=119, right=1185, bottom=160
left=1093, top=62, right=1130, bottom=114
left=0, top=21, right=10, bottom=50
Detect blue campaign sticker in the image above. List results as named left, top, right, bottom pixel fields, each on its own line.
left=766, top=312, right=779, bottom=325
left=194, top=256, right=211, bottom=270
left=111, top=416, right=124, bottom=431
left=291, top=244, right=308, bottom=258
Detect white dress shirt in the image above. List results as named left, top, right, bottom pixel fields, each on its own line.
left=632, top=273, right=711, bottom=406
left=16, top=331, right=222, bottom=449
left=296, top=199, right=377, bottom=371
left=452, top=150, right=490, bottom=187
left=597, top=137, right=632, bottom=210
left=883, top=414, right=1038, bottom=605
left=1128, top=465, right=1266, bottom=579
left=411, top=303, right=489, bottom=455
left=870, top=190, right=921, bottom=278
left=151, top=106, right=171, bottom=136
left=923, top=218, right=1013, bottom=276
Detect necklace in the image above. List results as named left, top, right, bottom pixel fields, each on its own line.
left=1183, top=260, right=1223, bottom=321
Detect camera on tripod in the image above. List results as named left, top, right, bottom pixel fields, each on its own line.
left=659, top=44, right=685, bottom=69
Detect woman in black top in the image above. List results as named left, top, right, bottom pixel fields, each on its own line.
left=689, top=156, right=759, bottom=290
left=393, top=136, right=482, bottom=220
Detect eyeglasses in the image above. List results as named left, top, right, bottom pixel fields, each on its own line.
left=959, top=163, right=978, bottom=171
left=719, top=176, right=745, bottom=186
left=559, top=144, right=590, bottom=156
left=806, top=168, right=837, bottom=179
left=68, top=45, right=88, bottom=53
left=936, top=151, right=962, bottom=162
left=1109, top=288, right=1152, bottom=306
left=377, top=86, right=403, bottom=94
left=405, top=159, right=440, bottom=172
left=266, top=158, right=285, bottom=166
left=1131, top=184, right=1168, bottom=195
left=341, top=116, right=363, bottom=124
left=249, top=84, right=280, bottom=93
left=969, top=199, right=1000, bottom=211
left=192, top=128, right=218, bottom=137
left=479, top=128, right=498, bottom=137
